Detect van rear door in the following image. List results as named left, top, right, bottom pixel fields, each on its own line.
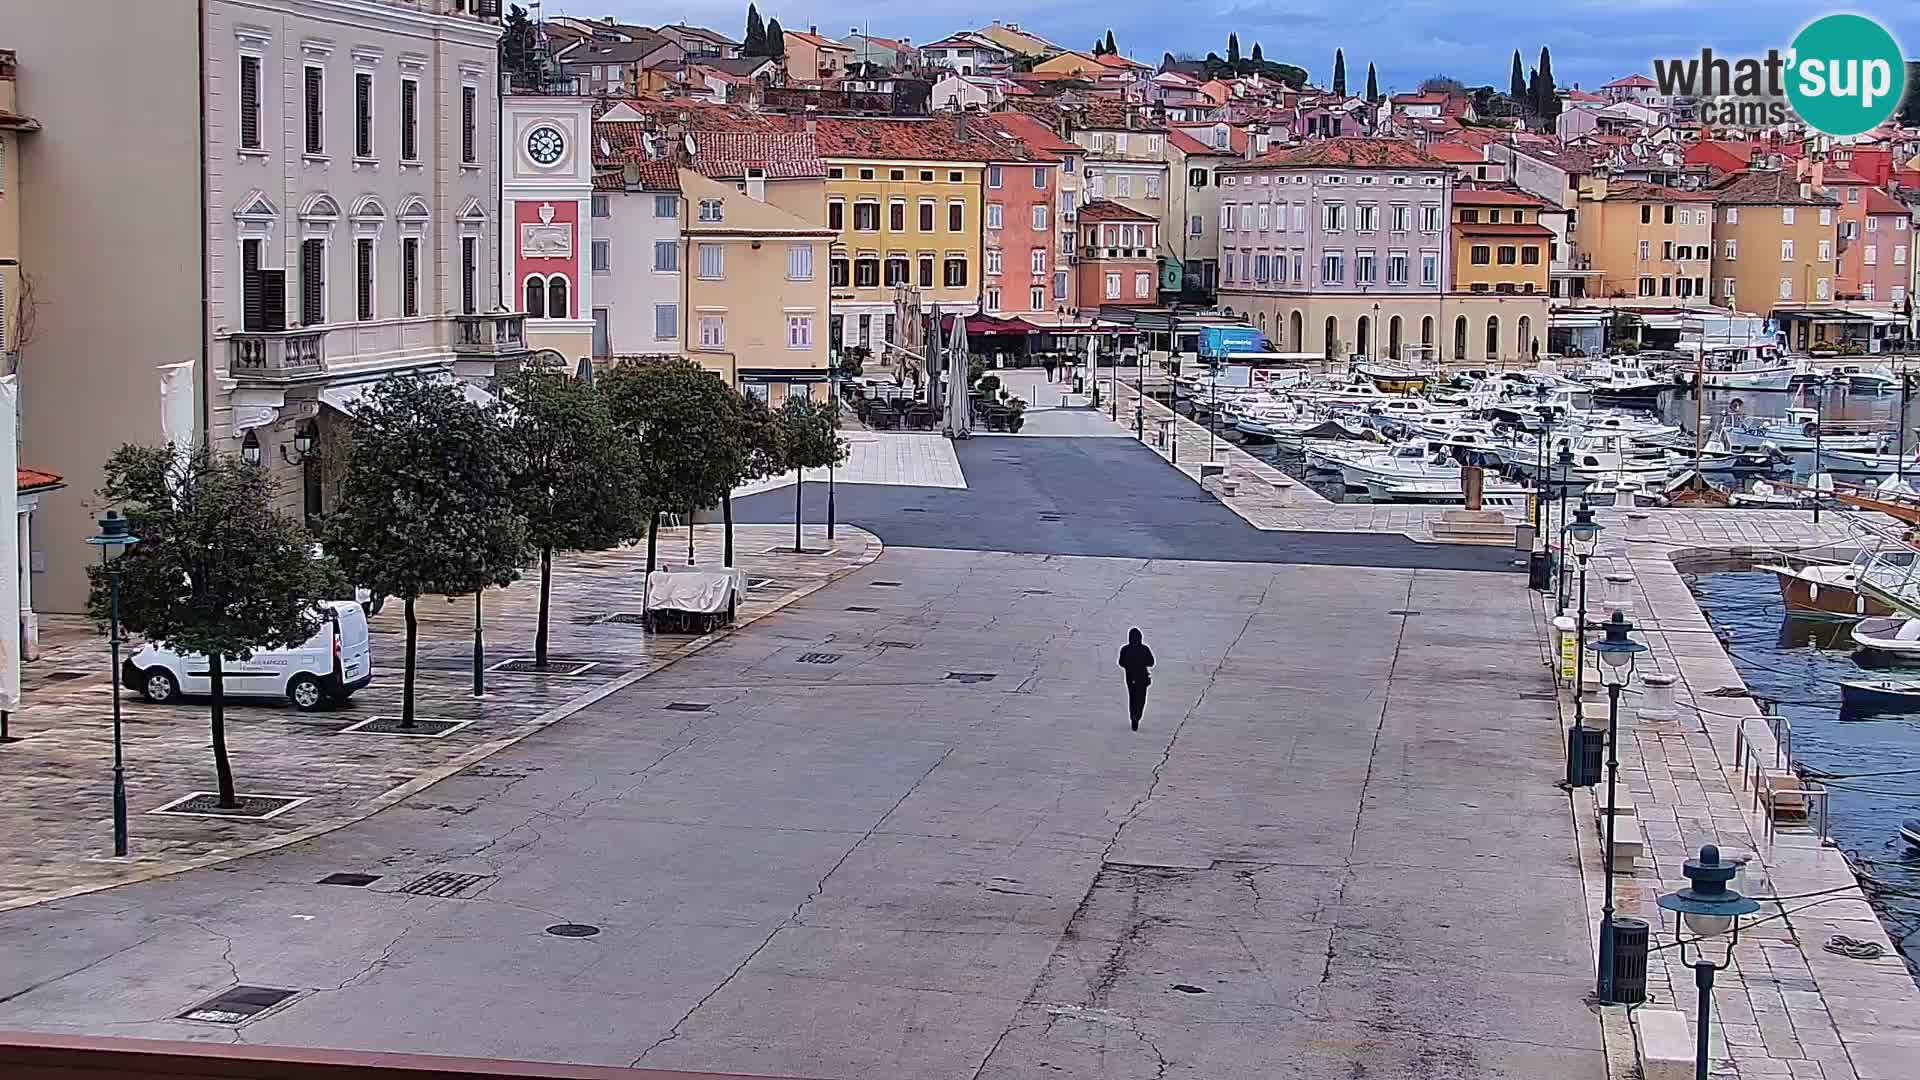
left=335, top=601, right=372, bottom=684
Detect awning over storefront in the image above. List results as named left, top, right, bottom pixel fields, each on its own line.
left=320, top=375, right=499, bottom=416
left=938, top=313, right=1043, bottom=335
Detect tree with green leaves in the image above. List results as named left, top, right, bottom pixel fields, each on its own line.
left=324, top=376, right=525, bottom=726
left=1332, top=49, right=1346, bottom=96
left=1251, top=42, right=1263, bottom=64
left=1510, top=51, right=1527, bottom=104
left=1527, top=68, right=1541, bottom=115
left=744, top=4, right=767, bottom=57
left=601, top=359, right=747, bottom=574
left=93, top=445, right=327, bottom=808
left=776, top=395, right=848, bottom=553
left=766, top=18, right=786, bottom=61
left=1537, top=47, right=1560, bottom=125
left=1227, top=34, right=1240, bottom=66
left=715, top=393, right=786, bottom=567
left=1104, top=30, right=1117, bottom=56
left=499, top=4, right=542, bottom=89
left=499, top=360, right=639, bottom=672
left=1366, top=63, right=1379, bottom=103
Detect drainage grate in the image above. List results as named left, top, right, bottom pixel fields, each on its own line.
left=797, top=652, right=842, bottom=665
left=845, top=605, right=878, bottom=612
left=945, top=672, right=997, bottom=684
left=665, top=702, right=711, bottom=712
left=317, top=872, right=381, bottom=887
left=43, top=670, right=91, bottom=683
left=598, top=612, right=650, bottom=625
left=1038, top=514, right=1064, bottom=522
left=489, top=658, right=598, bottom=676
left=340, top=716, right=472, bottom=739
left=545, top=923, right=601, bottom=938
left=1024, top=589, right=1052, bottom=596
left=179, top=986, right=298, bottom=1025
left=399, top=871, right=493, bottom=898
left=150, top=792, right=310, bottom=820
left=902, top=507, right=928, bottom=512
left=870, top=581, right=903, bottom=588
left=877, top=641, right=918, bottom=650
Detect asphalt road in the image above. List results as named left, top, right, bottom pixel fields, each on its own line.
left=736, top=435, right=1526, bottom=572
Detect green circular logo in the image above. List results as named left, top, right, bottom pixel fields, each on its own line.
left=1787, top=14, right=1907, bottom=137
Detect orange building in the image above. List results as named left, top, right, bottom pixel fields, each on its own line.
left=1074, top=200, right=1159, bottom=308
left=983, top=149, right=1062, bottom=319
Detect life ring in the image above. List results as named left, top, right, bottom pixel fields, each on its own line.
left=1803, top=421, right=1819, bottom=437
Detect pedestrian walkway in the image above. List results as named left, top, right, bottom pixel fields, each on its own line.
left=734, top=432, right=966, bottom=496
left=0, top=525, right=880, bottom=911
left=1109, top=375, right=1334, bottom=508
left=1538, top=534, right=1920, bottom=1080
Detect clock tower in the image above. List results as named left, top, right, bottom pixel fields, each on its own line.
left=501, top=94, right=594, bottom=363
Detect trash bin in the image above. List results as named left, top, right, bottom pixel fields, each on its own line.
left=1567, top=724, right=1603, bottom=787
left=1529, top=550, right=1554, bottom=591
left=1074, top=375, right=1085, bottom=394
left=1607, top=917, right=1650, bottom=1005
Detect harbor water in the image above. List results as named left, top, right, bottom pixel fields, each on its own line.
left=1692, top=569, right=1920, bottom=975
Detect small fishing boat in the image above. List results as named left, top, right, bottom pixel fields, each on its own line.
left=1361, top=475, right=1531, bottom=506
left=1694, top=342, right=1796, bottom=392
left=1852, top=616, right=1920, bottom=656
left=1726, top=408, right=1890, bottom=453
left=1822, top=447, right=1920, bottom=476
left=1355, top=361, right=1432, bottom=394
left=1759, top=555, right=1896, bottom=619
left=1839, top=678, right=1920, bottom=715
left=1730, top=479, right=1805, bottom=509
left=1577, top=360, right=1668, bottom=403
left=1902, top=819, right=1920, bottom=849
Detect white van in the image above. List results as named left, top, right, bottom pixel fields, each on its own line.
left=122, top=600, right=373, bottom=711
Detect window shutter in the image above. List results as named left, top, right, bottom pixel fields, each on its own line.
left=301, top=240, right=326, bottom=325
left=401, top=79, right=418, bottom=160
left=242, top=240, right=266, bottom=332
left=239, top=56, right=261, bottom=150
left=402, top=238, right=419, bottom=317
left=260, top=270, right=287, bottom=332
left=354, top=73, right=372, bottom=157
left=462, top=87, right=476, bottom=163
left=461, top=237, right=477, bottom=314
left=305, top=67, right=324, bottom=154
left=356, top=238, right=374, bottom=320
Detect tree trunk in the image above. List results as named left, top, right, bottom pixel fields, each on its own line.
left=794, top=470, right=804, bottom=552
left=402, top=596, right=418, bottom=728
left=534, top=544, right=553, bottom=671
left=209, top=653, right=237, bottom=808
left=723, top=491, right=735, bottom=567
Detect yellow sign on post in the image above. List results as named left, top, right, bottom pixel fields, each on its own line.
left=1560, top=627, right=1578, bottom=682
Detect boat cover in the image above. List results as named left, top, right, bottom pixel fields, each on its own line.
left=647, top=569, right=743, bottom=614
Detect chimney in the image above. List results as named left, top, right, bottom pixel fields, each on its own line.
left=746, top=166, right=767, bottom=201
left=809, top=24, right=817, bottom=35
left=1245, top=123, right=1261, bottom=160
left=954, top=108, right=968, bottom=140
left=623, top=160, right=641, bottom=188
left=805, top=103, right=818, bottom=138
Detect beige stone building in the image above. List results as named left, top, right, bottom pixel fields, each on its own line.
left=1571, top=177, right=1717, bottom=308
left=1707, top=166, right=1842, bottom=347
left=12, top=0, right=521, bottom=614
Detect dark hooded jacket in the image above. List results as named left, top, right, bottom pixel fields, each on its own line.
left=1118, top=628, right=1154, bottom=686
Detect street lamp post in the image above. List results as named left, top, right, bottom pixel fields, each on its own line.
left=1590, top=609, right=1648, bottom=1004
left=1209, top=359, right=1219, bottom=463
left=1554, top=447, right=1576, bottom=614
left=472, top=589, right=485, bottom=698
left=1568, top=503, right=1602, bottom=725
left=827, top=369, right=838, bottom=539
left=1657, top=845, right=1762, bottom=1079
left=1135, top=347, right=1145, bottom=440
left=86, top=510, right=141, bottom=858
left=1811, top=376, right=1825, bottom=524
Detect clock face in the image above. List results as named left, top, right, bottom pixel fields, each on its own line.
left=527, top=125, right=565, bottom=166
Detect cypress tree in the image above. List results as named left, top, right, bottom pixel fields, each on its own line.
left=766, top=18, right=785, bottom=61
left=1227, top=33, right=1240, bottom=66
left=1509, top=50, right=1526, bottom=104
left=1104, top=30, right=1117, bottom=55
left=1366, top=62, right=1378, bottom=103
left=744, top=4, right=766, bottom=56
left=1332, top=49, right=1346, bottom=96
left=1537, top=46, right=1560, bottom=122
left=1251, top=42, right=1263, bottom=64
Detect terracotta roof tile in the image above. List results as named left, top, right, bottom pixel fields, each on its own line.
left=1708, top=168, right=1839, bottom=206
left=1456, top=221, right=1556, bottom=237
left=988, top=109, right=1078, bottom=156
left=690, top=131, right=825, bottom=179
left=17, top=467, right=62, bottom=493
left=1076, top=198, right=1157, bottom=223
left=1601, top=180, right=1716, bottom=202
left=1604, top=74, right=1655, bottom=88
left=1425, top=142, right=1485, bottom=164
left=1452, top=186, right=1551, bottom=208
left=592, top=160, right=680, bottom=192
left=1222, top=137, right=1444, bottom=171
left=1863, top=186, right=1909, bottom=215
left=797, top=115, right=1027, bottom=162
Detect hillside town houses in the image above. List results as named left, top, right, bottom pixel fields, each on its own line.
left=3, top=0, right=1920, bottom=630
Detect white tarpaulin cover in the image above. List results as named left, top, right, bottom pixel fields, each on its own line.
left=646, top=569, right=742, bottom=614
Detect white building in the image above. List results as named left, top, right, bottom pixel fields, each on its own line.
left=589, top=158, right=683, bottom=358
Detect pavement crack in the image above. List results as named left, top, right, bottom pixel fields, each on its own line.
left=0, top=931, right=163, bottom=1007
left=631, top=746, right=954, bottom=1067
left=1320, top=572, right=1418, bottom=986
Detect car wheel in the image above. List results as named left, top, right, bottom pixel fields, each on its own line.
left=141, top=669, right=179, bottom=704
left=288, top=674, right=327, bottom=712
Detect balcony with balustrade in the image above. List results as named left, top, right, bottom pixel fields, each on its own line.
left=228, top=328, right=329, bottom=384
left=452, top=311, right=530, bottom=361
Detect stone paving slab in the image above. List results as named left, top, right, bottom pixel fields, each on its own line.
left=0, top=525, right=880, bottom=912
left=1536, top=528, right=1920, bottom=1080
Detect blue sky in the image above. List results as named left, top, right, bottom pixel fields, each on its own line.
left=541, top=1, right=1916, bottom=94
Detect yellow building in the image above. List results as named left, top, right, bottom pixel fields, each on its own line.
left=1571, top=177, right=1717, bottom=308
left=0, top=50, right=35, bottom=364
left=1706, top=167, right=1840, bottom=346
left=1451, top=188, right=1554, bottom=295
left=802, top=116, right=1017, bottom=352
left=680, top=169, right=834, bottom=405
left=1031, top=51, right=1103, bottom=77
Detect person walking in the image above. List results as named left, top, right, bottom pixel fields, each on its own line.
left=1042, top=357, right=1058, bottom=385
left=1118, top=627, right=1155, bottom=731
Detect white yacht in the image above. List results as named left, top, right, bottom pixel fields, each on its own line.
left=1690, top=341, right=1795, bottom=391
left=1726, top=408, right=1890, bottom=452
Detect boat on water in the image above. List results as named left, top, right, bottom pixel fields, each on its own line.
left=1820, top=446, right=1920, bottom=476
left=1576, top=359, right=1668, bottom=402
left=1796, top=359, right=1899, bottom=392
left=1726, top=408, right=1890, bottom=453
left=1729, top=479, right=1807, bottom=509
left=1691, top=341, right=1796, bottom=391
left=1354, top=361, right=1432, bottom=394
left=1758, top=553, right=1898, bottom=619
left=1323, top=443, right=1467, bottom=490
left=1851, top=616, right=1920, bottom=656
left=1902, top=819, right=1920, bottom=849
left=1839, top=678, right=1920, bottom=715
left=1362, top=475, right=1531, bottom=506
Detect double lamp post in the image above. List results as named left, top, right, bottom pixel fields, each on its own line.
left=86, top=509, right=139, bottom=859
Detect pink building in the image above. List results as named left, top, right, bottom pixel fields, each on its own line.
left=1857, top=186, right=1912, bottom=308
left=1074, top=200, right=1159, bottom=308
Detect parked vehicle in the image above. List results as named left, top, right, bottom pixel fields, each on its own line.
left=122, top=600, right=372, bottom=711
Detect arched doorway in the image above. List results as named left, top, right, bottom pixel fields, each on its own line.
left=1258, top=311, right=1268, bottom=335
left=1453, top=315, right=1468, bottom=360
left=1355, top=315, right=1371, bottom=360
left=1324, top=315, right=1340, bottom=360
left=1485, top=315, right=1500, bottom=360
left=1517, top=315, right=1533, bottom=360
left=1289, top=310, right=1304, bottom=352
left=1388, top=315, right=1403, bottom=360
left=1421, top=315, right=1435, bottom=355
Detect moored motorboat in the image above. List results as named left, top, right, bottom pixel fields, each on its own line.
left=1903, top=819, right=1920, bottom=849
left=1852, top=616, right=1920, bottom=656
left=1759, top=559, right=1895, bottom=619
left=1839, top=678, right=1920, bottom=715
